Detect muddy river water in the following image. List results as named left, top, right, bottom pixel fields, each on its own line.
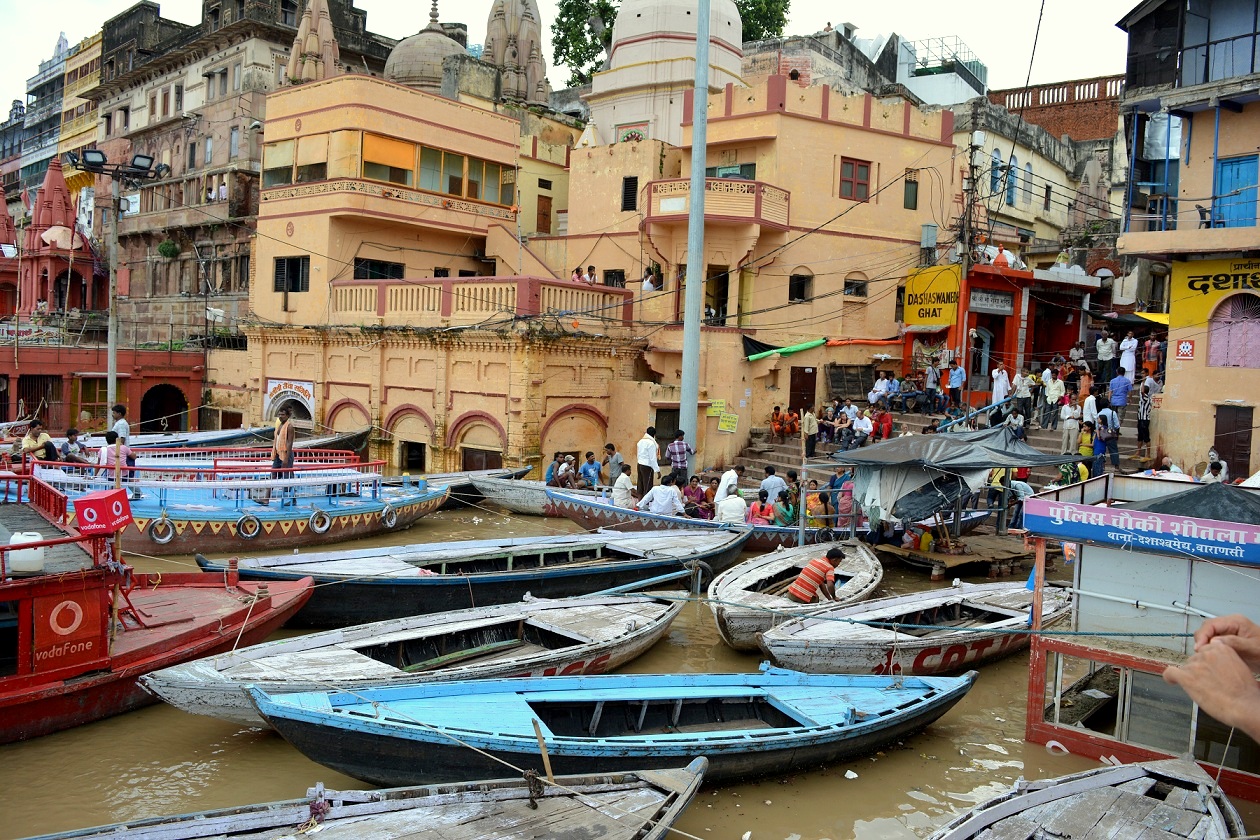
left=1, top=508, right=1253, bottom=838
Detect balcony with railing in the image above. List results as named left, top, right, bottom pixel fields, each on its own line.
left=329, top=275, right=634, bottom=331
left=62, top=73, right=98, bottom=101
left=643, top=177, right=790, bottom=230
left=59, top=111, right=97, bottom=139
left=1121, top=193, right=1260, bottom=258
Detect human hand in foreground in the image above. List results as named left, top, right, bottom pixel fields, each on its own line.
left=1193, top=614, right=1260, bottom=671
left=1164, top=640, right=1260, bottom=743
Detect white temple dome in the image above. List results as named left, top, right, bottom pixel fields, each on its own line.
left=385, top=0, right=463, bottom=91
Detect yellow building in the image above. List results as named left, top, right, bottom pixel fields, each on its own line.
left=58, top=32, right=101, bottom=204
left=1115, top=0, right=1260, bottom=481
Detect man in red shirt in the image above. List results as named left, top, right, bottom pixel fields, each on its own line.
left=786, top=548, right=845, bottom=604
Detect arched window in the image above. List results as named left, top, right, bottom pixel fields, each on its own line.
left=990, top=149, right=1001, bottom=194
left=1023, top=163, right=1033, bottom=204
left=1006, top=155, right=1018, bottom=206
left=1208, top=293, right=1260, bottom=368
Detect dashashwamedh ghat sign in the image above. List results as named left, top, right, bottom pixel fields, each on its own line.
left=1023, top=497, right=1260, bottom=565
left=903, top=265, right=960, bottom=327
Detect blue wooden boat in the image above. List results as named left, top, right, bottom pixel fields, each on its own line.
left=248, top=665, right=977, bottom=787
left=195, top=529, right=750, bottom=627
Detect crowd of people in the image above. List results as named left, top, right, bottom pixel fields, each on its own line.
left=12, top=404, right=145, bottom=499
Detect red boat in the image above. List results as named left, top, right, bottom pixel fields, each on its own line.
left=0, top=529, right=313, bottom=744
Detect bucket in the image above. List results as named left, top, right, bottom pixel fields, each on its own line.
left=8, top=532, right=45, bottom=574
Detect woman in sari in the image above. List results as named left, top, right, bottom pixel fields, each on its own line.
left=805, top=479, right=828, bottom=526
left=772, top=489, right=798, bottom=527
left=682, top=475, right=712, bottom=519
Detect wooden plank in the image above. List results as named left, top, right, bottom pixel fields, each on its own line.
left=402, top=639, right=526, bottom=673
left=1037, top=786, right=1122, bottom=837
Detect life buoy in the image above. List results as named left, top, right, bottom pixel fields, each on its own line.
left=148, top=516, right=175, bottom=545
left=308, top=509, right=332, bottom=534
left=236, top=513, right=262, bottom=540
left=380, top=504, right=398, bottom=529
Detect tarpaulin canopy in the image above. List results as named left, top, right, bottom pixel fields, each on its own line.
left=742, top=336, right=781, bottom=358
left=821, top=426, right=1080, bottom=471
left=890, top=474, right=972, bottom=522
left=1135, top=311, right=1170, bottom=325
left=1123, top=482, right=1260, bottom=526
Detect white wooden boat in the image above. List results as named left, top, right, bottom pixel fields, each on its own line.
left=927, top=758, right=1244, bottom=839
left=759, top=581, right=1071, bottom=675
left=472, top=475, right=604, bottom=517
left=24, top=759, right=709, bottom=840
left=707, top=540, right=884, bottom=651
left=141, top=593, right=685, bottom=728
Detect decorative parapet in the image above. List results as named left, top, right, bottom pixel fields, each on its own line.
left=644, top=178, right=790, bottom=230
left=261, top=178, right=516, bottom=222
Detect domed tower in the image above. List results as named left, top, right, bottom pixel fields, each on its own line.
left=584, top=0, right=743, bottom=147
left=484, top=0, right=550, bottom=105
left=384, top=0, right=464, bottom=94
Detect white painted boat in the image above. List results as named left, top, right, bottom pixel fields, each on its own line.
left=759, top=581, right=1071, bottom=675
left=927, top=758, right=1244, bottom=839
left=707, top=541, right=884, bottom=651
left=141, top=593, right=684, bottom=728
left=472, top=475, right=604, bottom=517
left=23, top=759, right=709, bottom=840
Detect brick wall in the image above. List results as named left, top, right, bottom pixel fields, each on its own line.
left=988, top=76, right=1124, bottom=141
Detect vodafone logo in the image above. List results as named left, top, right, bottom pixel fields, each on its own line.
left=112, top=499, right=126, bottom=518
left=81, top=506, right=99, bottom=525
left=49, top=600, right=84, bottom=636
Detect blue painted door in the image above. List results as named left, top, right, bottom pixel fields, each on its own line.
left=1215, top=155, right=1258, bottom=227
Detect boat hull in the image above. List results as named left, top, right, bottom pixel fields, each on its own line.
left=23, top=760, right=709, bottom=840
left=709, top=541, right=884, bottom=651
left=254, top=671, right=976, bottom=787
left=96, top=489, right=447, bottom=554
left=547, top=490, right=809, bottom=552
left=0, top=576, right=311, bottom=744
left=141, top=595, right=684, bottom=727
left=759, top=583, right=1072, bottom=676
left=200, top=552, right=728, bottom=628
left=472, top=476, right=603, bottom=517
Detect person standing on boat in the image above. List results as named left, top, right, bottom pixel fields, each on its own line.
left=714, top=463, right=744, bottom=501
left=636, top=473, right=684, bottom=515
left=1164, top=614, right=1260, bottom=744
left=636, top=427, right=660, bottom=498
left=786, top=548, right=846, bottom=604
left=110, top=404, right=131, bottom=444
left=601, top=443, right=623, bottom=483
left=271, top=406, right=296, bottom=506
left=665, top=431, right=694, bottom=485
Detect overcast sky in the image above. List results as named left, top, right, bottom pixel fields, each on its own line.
left=0, top=0, right=1138, bottom=108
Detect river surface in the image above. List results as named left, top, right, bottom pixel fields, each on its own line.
left=2, top=507, right=1253, bottom=838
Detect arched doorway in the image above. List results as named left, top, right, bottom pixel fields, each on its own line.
left=54, top=269, right=87, bottom=312
left=449, top=413, right=507, bottom=471
left=139, top=383, right=188, bottom=434
left=271, top=397, right=314, bottom=433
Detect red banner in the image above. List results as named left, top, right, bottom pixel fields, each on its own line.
left=32, top=590, right=106, bottom=672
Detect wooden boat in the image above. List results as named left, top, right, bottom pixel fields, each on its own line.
left=141, top=593, right=685, bottom=728
left=23, top=759, right=709, bottom=839
left=0, top=533, right=312, bottom=744
left=31, top=458, right=447, bottom=554
left=195, top=529, right=750, bottom=627
left=927, top=758, right=1244, bottom=839
left=417, top=466, right=533, bottom=509
left=707, top=540, right=884, bottom=651
left=250, top=666, right=976, bottom=787
left=296, top=425, right=371, bottom=455
left=472, top=475, right=604, bottom=517
left=547, top=488, right=814, bottom=552
left=758, top=581, right=1072, bottom=676
left=54, top=426, right=275, bottom=451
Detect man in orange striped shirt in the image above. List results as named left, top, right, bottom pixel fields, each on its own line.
left=786, top=548, right=845, bottom=604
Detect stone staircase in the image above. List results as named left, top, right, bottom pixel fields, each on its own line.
left=731, top=400, right=1146, bottom=490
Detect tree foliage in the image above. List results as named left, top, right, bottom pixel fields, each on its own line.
left=735, top=0, right=790, bottom=42
left=551, top=0, right=619, bottom=87
left=551, top=0, right=790, bottom=88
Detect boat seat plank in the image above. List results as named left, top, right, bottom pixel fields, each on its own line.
left=1035, top=787, right=1123, bottom=837
left=455, top=641, right=551, bottom=665
left=1143, top=802, right=1213, bottom=837
left=638, top=718, right=776, bottom=735
left=402, top=639, right=527, bottom=673
left=225, top=648, right=401, bottom=681
left=971, top=813, right=1040, bottom=840
left=519, top=685, right=770, bottom=703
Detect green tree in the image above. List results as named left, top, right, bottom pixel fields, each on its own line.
left=550, top=0, right=790, bottom=87
left=736, top=0, right=790, bottom=42
left=551, top=0, right=619, bottom=87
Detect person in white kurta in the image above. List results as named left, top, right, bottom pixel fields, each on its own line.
left=1119, top=331, right=1139, bottom=383
left=990, top=363, right=1011, bottom=406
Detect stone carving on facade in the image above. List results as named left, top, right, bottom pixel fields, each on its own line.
left=484, top=0, right=550, bottom=105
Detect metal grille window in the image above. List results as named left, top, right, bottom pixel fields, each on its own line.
left=273, top=256, right=309, bottom=293
left=353, top=258, right=404, bottom=280
left=839, top=158, right=870, bottom=201
left=621, top=176, right=638, bottom=211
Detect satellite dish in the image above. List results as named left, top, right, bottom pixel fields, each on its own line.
left=41, top=225, right=84, bottom=250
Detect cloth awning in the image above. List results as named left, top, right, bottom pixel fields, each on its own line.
left=1135, top=311, right=1170, bottom=325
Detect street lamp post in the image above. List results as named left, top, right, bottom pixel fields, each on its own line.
left=64, top=150, right=169, bottom=408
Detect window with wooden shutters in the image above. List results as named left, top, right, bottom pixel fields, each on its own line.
left=353, top=258, right=404, bottom=280
left=273, top=256, right=309, bottom=293
left=839, top=158, right=870, bottom=201
left=262, top=140, right=294, bottom=187
left=622, top=176, right=638, bottom=211
left=363, top=134, right=415, bottom=186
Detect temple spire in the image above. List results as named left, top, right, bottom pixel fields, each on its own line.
left=284, top=0, right=342, bottom=84
left=0, top=184, right=16, bottom=247
left=24, top=157, right=74, bottom=253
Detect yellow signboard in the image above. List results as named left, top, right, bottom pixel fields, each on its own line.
left=717, top=412, right=739, bottom=433
left=706, top=399, right=727, bottom=417
left=1171, top=257, right=1260, bottom=329
left=903, top=265, right=961, bottom=327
